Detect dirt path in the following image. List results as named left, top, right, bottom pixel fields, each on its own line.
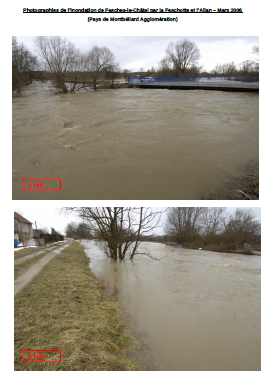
left=14, top=241, right=67, bottom=265
left=14, top=241, right=72, bottom=296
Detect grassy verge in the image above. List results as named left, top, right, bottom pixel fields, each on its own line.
left=14, top=241, right=140, bottom=371
left=14, top=252, right=49, bottom=279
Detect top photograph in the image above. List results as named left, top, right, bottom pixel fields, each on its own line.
left=12, top=36, right=259, bottom=200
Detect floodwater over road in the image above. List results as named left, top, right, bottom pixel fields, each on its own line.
left=81, top=240, right=261, bottom=371
left=13, top=81, right=258, bottom=199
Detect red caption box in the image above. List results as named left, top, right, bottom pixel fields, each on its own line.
left=22, top=178, right=61, bottom=191
left=22, top=350, right=61, bottom=362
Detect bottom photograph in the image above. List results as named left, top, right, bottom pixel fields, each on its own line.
left=14, top=207, right=261, bottom=371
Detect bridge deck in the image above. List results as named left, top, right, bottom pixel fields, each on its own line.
left=128, top=81, right=259, bottom=92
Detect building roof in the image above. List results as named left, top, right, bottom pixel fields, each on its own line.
left=14, top=212, right=33, bottom=224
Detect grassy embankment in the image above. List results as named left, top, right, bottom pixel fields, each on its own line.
left=14, top=241, right=163, bottom=371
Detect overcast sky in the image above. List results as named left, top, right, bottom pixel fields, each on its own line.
left=14, top=206, right=261, bottom=236
left=15, top=36, right=258, bottom=73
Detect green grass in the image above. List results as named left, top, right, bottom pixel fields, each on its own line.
left=14, top=241, right=140, bottom=371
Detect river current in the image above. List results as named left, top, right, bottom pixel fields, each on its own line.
left=81, top=240, right=261, bottom=371
left=12, top=81, right=258, bottom=199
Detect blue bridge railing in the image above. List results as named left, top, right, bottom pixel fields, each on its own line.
left=128, top=76, right=259, bottom=83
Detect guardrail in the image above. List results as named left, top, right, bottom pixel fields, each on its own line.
left=128, top=76, right=259, bottom=83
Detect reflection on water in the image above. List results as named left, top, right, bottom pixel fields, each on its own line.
left=81, top=240, right=261, bottom=371
left=13, top=81, right=258, bottom=199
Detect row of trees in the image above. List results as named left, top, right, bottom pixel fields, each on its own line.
left=12, top=37, right=38, bottom=93
left=164, top=207, right=261, bottom=253
left=13, top=36, right=259, bottom=94
left=140, top=39, right=259, bottom=78
left=34, top=36, right=118, bottom=93
left=63, top=207, right=260, bottom=260
left=12, top=36, right=119, bottom=94
left=65, top=221, right=93, bottom=240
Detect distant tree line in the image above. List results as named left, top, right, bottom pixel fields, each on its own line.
left=65, top=221, right=93, bottom=240
left=137, top=40, right=259, bottom=79
left=12, top=37, right=38, bottom=93
left=163, top=207, right=261, bottom=254
left=12, top=36, right=259, bottom=94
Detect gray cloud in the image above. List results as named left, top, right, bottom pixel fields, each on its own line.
left=16, top=36, right=258, bottom=72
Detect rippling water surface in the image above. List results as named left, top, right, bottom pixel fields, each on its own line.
left=81, top=241, right=261, bottom=370
left=13, top=82, right=258, bottom=199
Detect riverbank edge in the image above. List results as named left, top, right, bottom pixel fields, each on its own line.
left=200, top=161, right=259, bottom=200
left=14, top=240, right=140, bottom=371
left=163, top=243, right=260, bottom=256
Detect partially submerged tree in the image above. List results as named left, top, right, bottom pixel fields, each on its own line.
left=34, top=36, right=83, bottom=93
left=61, top=207, right=165, bottom=260
left=200, top=207, right=226, bottom=246
left=86, top=46, right=116, bottom=91
left=164, top=207, right=205, bottom=245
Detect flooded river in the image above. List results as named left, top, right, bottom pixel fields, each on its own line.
left=13, top=81, right=258, bottom=199
left=81, top=240, right=261, bottom=371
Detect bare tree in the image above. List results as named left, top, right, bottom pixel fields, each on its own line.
left=165, top=38, right=201, bottom=76
left=211, top=62, right=237, bottom=76
left=86, top=46, right=116, bottom=91
left=164, top=207, right=205, bottom=245
left=65, top=221, right=78, bottom=238
left=252, top=44, right=259, bottom=55
left=105, top=63, right=120, bottom=87
left=239, top=60, right=255, bottom=76
left=12, top=37, right=38, bottom=93
left=122, top=68, right=131, bottom=79
left=201, top=208, right=226, bottom=246
left=34, top=36, right=82, bottom=93
left=251, top=44, right=259, bottom=74
left=158, top=57, right=172, bottom=77
left=222, top=208, right=260, bottom=251
left=61, top=207, right=165, bottom=260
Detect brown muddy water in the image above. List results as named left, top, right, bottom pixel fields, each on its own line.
left=13, top=81, right=258, bottom=199
left=81, top=240, right=261, bottom=371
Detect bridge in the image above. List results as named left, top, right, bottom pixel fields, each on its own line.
left=128, top=77, right=259, bottom=92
